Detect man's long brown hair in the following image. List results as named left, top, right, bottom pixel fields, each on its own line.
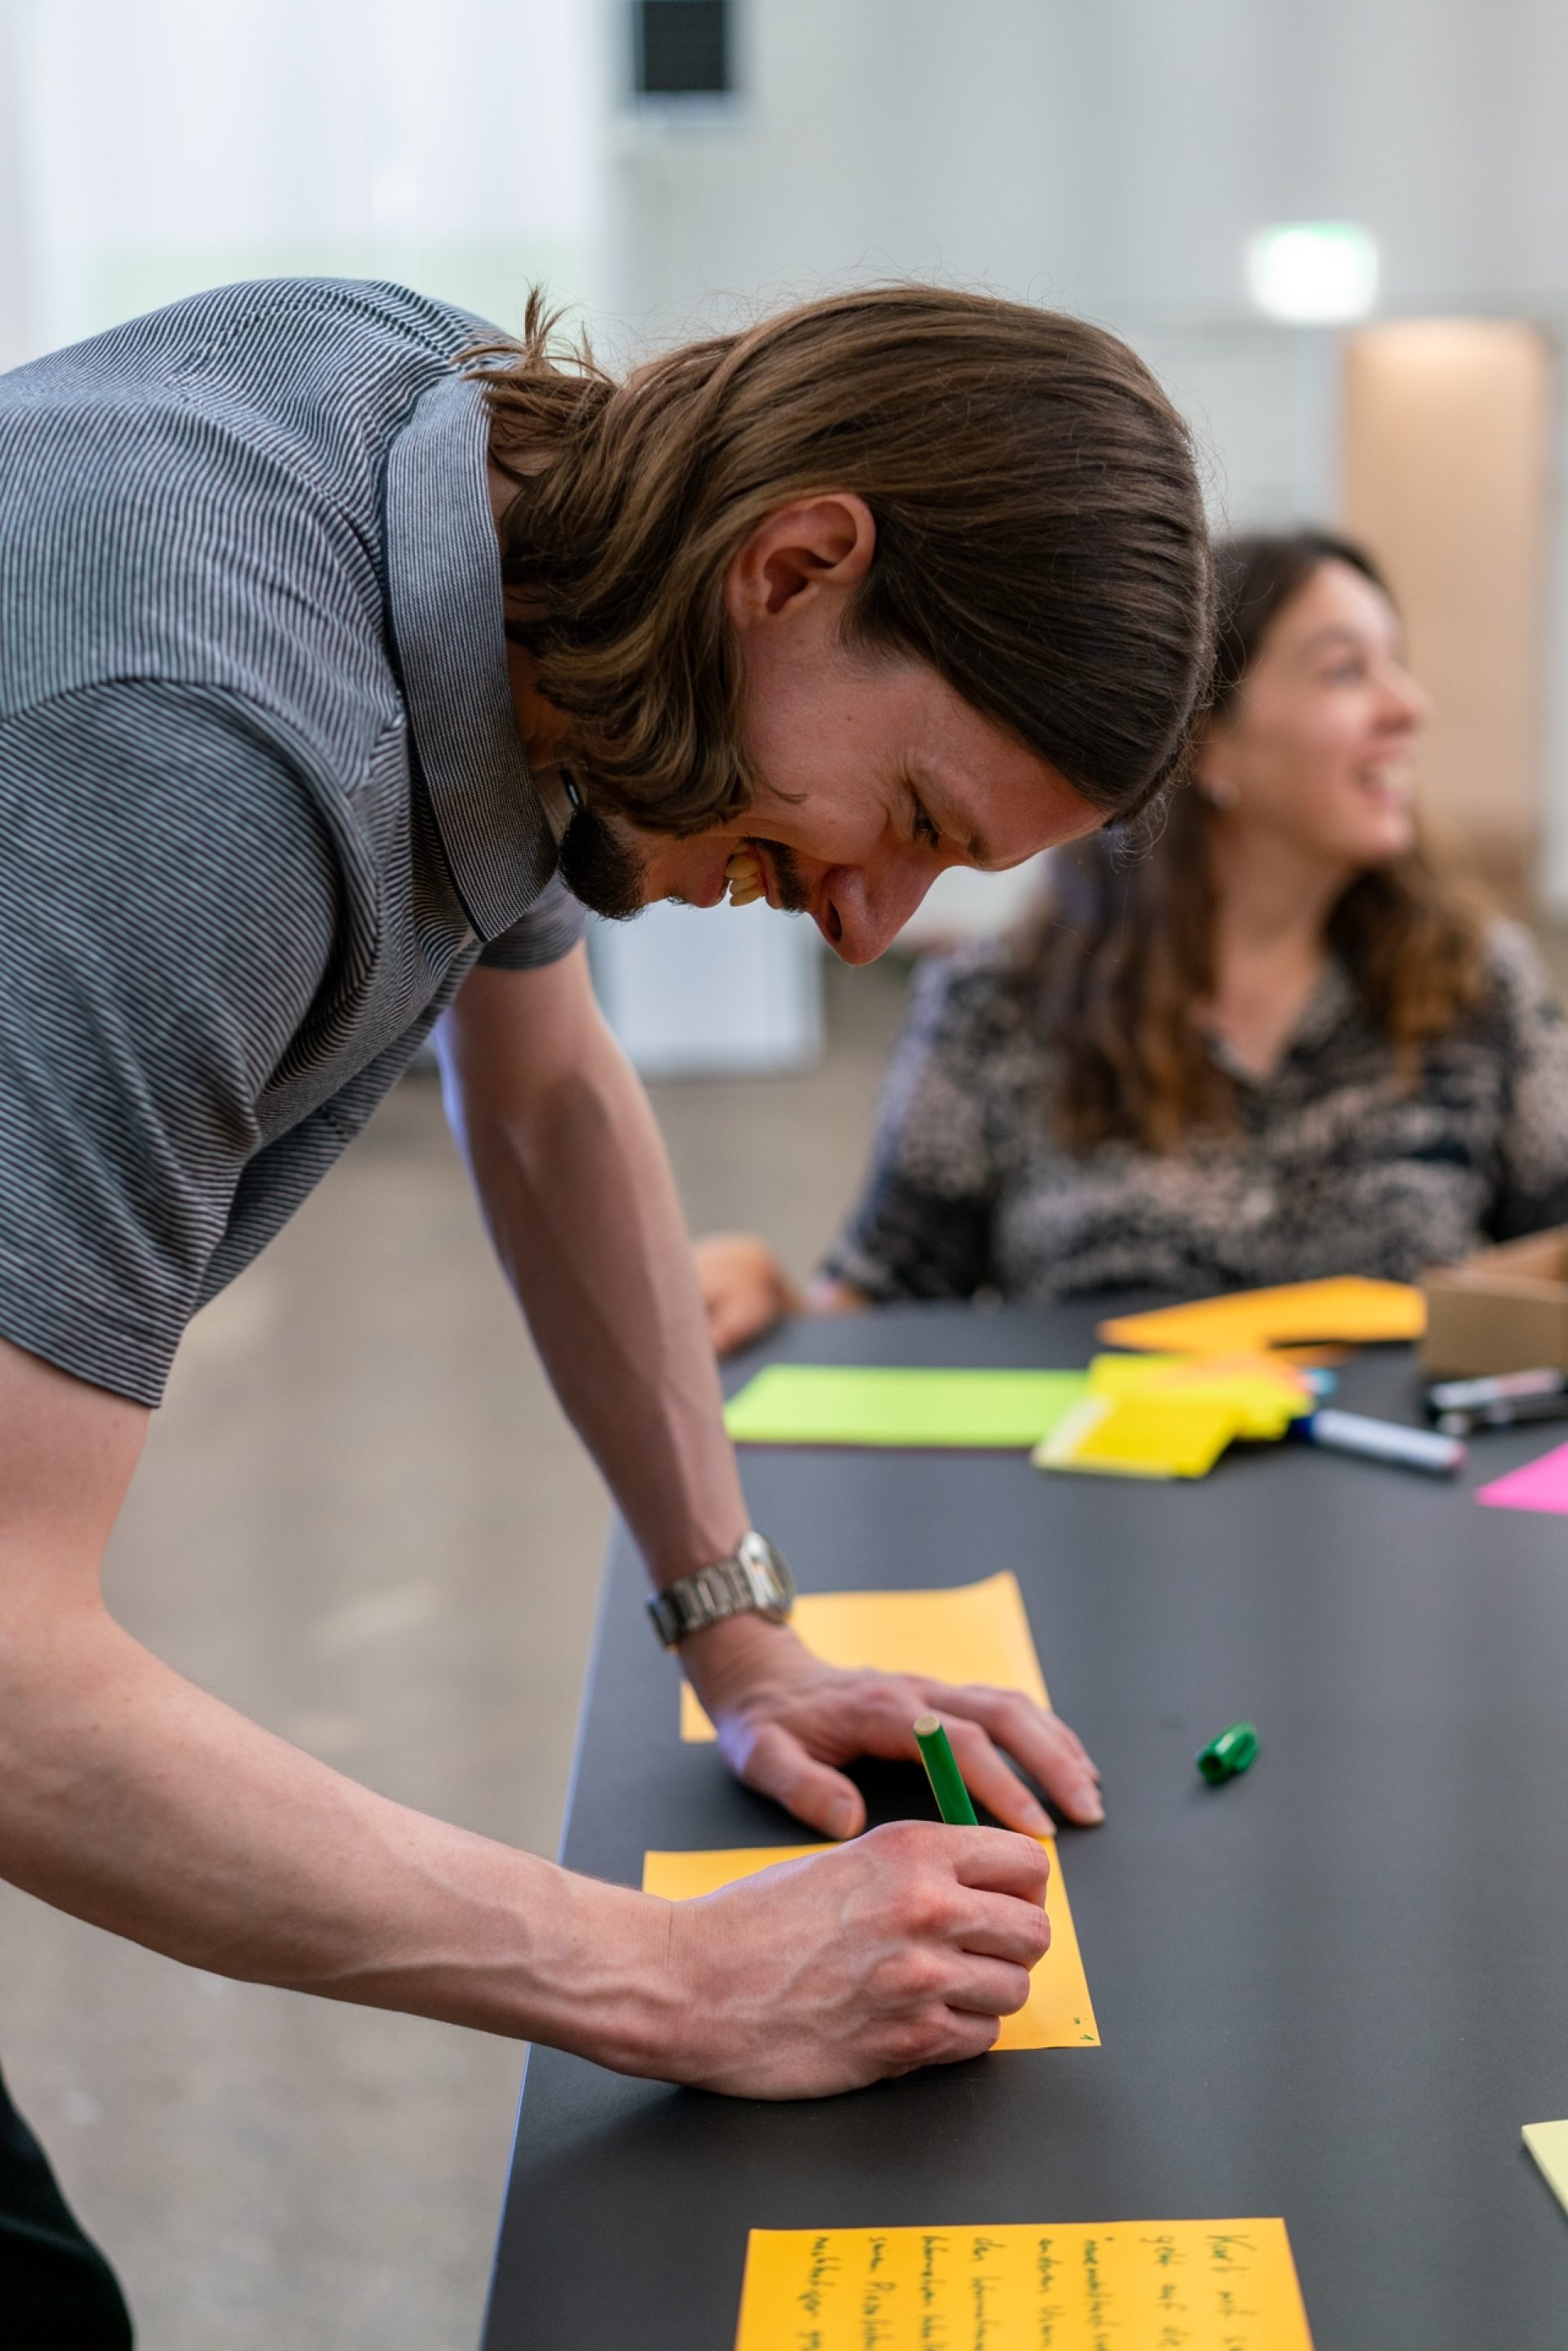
left=1022, top=529, right=1487, bottom=1155
left=468, top=287, right=1214, bottom=836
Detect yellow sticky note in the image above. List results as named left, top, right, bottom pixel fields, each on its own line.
left=733, top=2218, right=1316, bottom=2349
left=642, top=1837, right=1098, bottom=2050
left=1088, top=1351, right=1311, bottom=1439
left=680, top=1570, right=1049, bottom=1742
left=1036, top=1390, right=1242, bottom=1479
left=1098, top=1275, right=1424, bottom=1355
left=1524, top=2119, right=1568, bottom=2213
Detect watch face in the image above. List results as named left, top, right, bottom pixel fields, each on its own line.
left=741, top=1532, right=795, bottom=1617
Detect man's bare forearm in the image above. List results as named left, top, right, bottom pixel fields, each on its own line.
left=0, top=1586, right=672, bottom=2058
left=439, top=955, right=749, bottom=1583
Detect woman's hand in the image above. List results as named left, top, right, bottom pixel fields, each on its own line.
left=694, top=1233, right=802, bottom=1354
left=679, top=1616, right=1104, bottom=1841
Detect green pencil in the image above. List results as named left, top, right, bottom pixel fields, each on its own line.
left=913, top=1712, right=978, bottom=1826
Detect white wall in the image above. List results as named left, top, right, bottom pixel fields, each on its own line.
left=1, top=0, right=608, bottom=364
left=604, top=0, right=1069, bottom=330
left=599, top=0, right=1568, bottom=917
left=606, top=0, right=1568, bottom=328
left=588, top=899, right=822, bottom=1076
left=1049, top=0, right=1568, bottom=323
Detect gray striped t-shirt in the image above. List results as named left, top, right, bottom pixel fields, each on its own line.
left=0, top=278, right=583, bottom=1406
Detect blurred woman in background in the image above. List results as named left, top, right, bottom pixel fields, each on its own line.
left=699, top=529, right=1568, bottom=1352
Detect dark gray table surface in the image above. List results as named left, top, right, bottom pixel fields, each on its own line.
left=483, top=1300, right=1568, bottom=2349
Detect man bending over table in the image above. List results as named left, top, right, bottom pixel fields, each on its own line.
left=0, top=275, right=1211, bottom=2341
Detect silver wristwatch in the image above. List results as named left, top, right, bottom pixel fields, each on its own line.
left=647, top=1531, right=796, bottom=1649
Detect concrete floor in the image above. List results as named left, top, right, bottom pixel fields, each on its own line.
left=0, top=952, right=908, bottom=2351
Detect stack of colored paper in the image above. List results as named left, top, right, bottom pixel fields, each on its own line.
left=1034, top=1350, right=1314, bottom=1480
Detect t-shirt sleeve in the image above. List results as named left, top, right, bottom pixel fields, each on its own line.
left=474, top=871, right=586, bottom=970
left=821, top=950, right=1004, bottom=1302
left=0, top=682, right=338, bottom=1405
left=1481, top=921, right=1568, bottom=1241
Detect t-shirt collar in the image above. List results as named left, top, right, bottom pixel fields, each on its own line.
left=382, top=369, right=558, bottom=941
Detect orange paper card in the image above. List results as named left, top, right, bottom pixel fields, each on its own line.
left=680, top=1570, right=1049, bottom=1742
left=733, top=2218, right=1315, bottom=2349
left=642, top=1836, right=1098, bottom=2051
left=1099, top=1275, right=1423, bottom=1355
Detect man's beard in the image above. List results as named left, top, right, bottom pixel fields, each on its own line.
left=557, top=798, right=813, bottom=923
left=558, top=798, right=649, bottom=921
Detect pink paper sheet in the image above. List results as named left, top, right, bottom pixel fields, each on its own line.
left=1476, top=1439, right=1568, bottom=1516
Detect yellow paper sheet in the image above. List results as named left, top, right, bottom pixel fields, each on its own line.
left=680, top=1569, right=1049, bottom=1742
left=1524, top=2118, right=1568, bottom=2214
left=1088, top=1350, right=1312, bottom=1439
left=1035, top=1390, right=1243, bottom=1479
left=642, top=1837, right=1098, bottom=2050
left=733, top=2218, right=1316, bottom=2350
left=1098, top=1275, right=1424, bottom=1355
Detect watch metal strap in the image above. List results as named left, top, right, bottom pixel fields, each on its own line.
left=647, top=1532, right=794, bottom=1648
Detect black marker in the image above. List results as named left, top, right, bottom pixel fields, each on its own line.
left=1433, top=1393, right=1568, bottom=1438
left=1425, top=1367, right=1568, bottom=1413
left=1424, top=1368, right=1568, bottom=1437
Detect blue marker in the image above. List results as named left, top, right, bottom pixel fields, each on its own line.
left=1296, top=1407, right=1464, bottom=1477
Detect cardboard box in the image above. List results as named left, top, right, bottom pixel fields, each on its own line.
left=1420, top=1227, right=1568, bottom=1376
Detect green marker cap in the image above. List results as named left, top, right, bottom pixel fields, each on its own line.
left=1196, top=1720, right=1259, bottom=1786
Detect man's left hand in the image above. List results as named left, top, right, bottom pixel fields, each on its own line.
left=679, top=1616, right=1104, bottom=1843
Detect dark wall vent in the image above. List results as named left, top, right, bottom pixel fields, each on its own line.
left=633, top=1, right=733, bottom=100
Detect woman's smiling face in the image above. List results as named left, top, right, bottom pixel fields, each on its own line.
left=1199, top=557, right=1431, bottom=874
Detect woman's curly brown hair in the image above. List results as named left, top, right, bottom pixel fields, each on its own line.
left=1021, top=529, right=1488, bottom=1154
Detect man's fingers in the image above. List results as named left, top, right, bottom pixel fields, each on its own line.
left=941, top=1954, right=1036, bottom=2018
left=929, top=1688, right=1104, bottom=1827
left=933, top=2009, right=1006, bottom=2065
left=933, top=1823, right=1051, bottom=1903
left=737, top=1723, right=865, bottom=1840
left=948, top=1884, right=1052, bottom=1970
left=935, top=1715, right=1057, bottom=1836
left=886, top=2007, right=1002, bottom=2074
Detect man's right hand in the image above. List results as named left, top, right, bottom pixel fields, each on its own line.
left=631, top=1821, right=1051, bottom=2098
left=0, top=1331, right=1048, bottom=2103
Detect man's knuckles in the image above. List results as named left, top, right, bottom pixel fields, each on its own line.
left=868, top=1943, right=955, bottom=2008
left=858, top=1818, right=947, bottom=1867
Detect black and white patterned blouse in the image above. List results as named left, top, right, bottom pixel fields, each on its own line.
left=822, top=921, right=1568, bottom=1304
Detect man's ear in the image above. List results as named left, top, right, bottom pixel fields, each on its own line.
left=724, top=494, right=876, bottom=628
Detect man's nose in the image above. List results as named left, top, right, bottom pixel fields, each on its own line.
left=817, top=860, right=937, bottom=965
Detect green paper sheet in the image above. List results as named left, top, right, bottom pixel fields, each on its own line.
left=722, top=1363, right=1089, bottom=1449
